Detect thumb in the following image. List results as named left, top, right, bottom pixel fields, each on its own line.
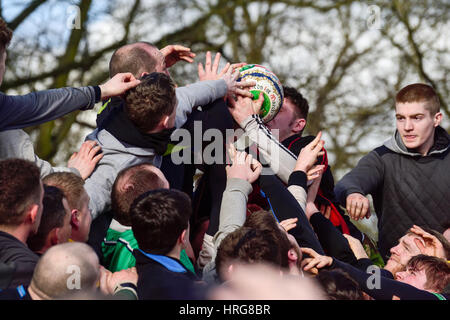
left=254, top=93, right=265, bottom=112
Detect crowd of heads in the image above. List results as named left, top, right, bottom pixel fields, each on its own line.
left=0, top=16, right=449, bottom=301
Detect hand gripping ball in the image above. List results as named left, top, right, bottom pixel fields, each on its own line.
left=237, top=64, right=284, bottom=123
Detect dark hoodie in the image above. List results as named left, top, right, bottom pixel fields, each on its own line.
left=335, top=126, right=450, bottom=261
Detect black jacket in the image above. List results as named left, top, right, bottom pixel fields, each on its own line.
left=0, top=231, right=38, bottom=288
left=335, top=126, right=450, bottom=260
left=134, top=249, right=206, bottom=300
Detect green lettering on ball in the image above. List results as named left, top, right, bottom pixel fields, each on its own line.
left=251, top=90, right=270, bottom=117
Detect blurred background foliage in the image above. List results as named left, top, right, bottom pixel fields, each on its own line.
left=1, top=0, right=449, bottom=178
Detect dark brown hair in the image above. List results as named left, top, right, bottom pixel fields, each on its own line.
left=130, top=189, right=191, bottom=254
left=406, top=254, right=450, bottom=293
left=124, top=72, right=176, bottom=133
left=0, top=18, right=12, bottom=51
left=0, top=159, right=41, bottom=226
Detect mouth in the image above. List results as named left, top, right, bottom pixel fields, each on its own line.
left=403, top=135, right=417, bottom=141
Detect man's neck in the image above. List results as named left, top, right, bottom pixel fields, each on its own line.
left=0, top=225, right=30, bottom=245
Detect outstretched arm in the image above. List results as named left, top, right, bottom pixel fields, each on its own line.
left=0, top=73, right=140, bottom=131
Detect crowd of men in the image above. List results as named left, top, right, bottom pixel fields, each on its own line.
left=0, top=17, right=449, bottom=301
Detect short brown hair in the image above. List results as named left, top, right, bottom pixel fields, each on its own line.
left=43, top=172, right=85, bottom=210
left=124, top=72, right=176, bottom=133
left=0, top=18, right=12, bottom=51
left=396, top=83, right=440, bottom=115
left=215, top=227, right=284, bottom=281
left=111, top=163, right=168, bottom=226
left=244, top=210, right=291, bottom=268
left=0, top=159, right=41, bottom=226
left=406, top=254, right=450, bottom=293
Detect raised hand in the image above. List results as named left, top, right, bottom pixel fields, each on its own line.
left=294, top=132, right=325, bottom=173
left=99, top=72, right=140, bottom=100
left=409, top=225, right=446, bottom=259
left=226, top=144, right=262, bottom=184
left=160, top=44, right=196, bottom=68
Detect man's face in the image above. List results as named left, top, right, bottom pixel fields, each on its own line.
left=0, top=49, right=6, bottom=86
left=71, top=190, right=92, bottom=242
left=57, top=198, right=73, bottom=244
left=266, top=98, right=298, bottom=142
left=395, top=102, right=442, bottom=155
left=395, top=267, right=428, bottom=291
left=386, top=234, right=423, bottom=274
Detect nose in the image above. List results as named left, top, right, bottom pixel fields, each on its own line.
left=390, top=245, right=399, bottom=255
left=404, top=118, right=413, bottom=131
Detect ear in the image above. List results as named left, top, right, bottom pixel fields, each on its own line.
left=27, top=204, right=39, bottom=225
left=161, top=114, right=170, bottom=129
left=179, top=229, right=188, bottom=248
left=140, top=72, right=149, bottom=78
left=433, top=112, right=443, bottom=127
left=71, top=209, right=80, bottom=230
left=287, top=248, right=298, bottom=263
left=292, top=118, right=306, bottom=134
left=49, top=228, right=59, bottom=246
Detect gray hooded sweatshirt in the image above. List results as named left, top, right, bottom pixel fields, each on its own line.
left=84, top=80, right=228, bottom=219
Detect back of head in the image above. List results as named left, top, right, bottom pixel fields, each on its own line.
left=316, top=269, right=365, bottom=300
left=283, top=85, right=309, bottom=121
left=29, top=242, right=99, bottom=299
left=27, top=186, right=67, bottom=252
left=406, top=254, right=450, bottom=293
left=0, top=159, right=41, bottom=227
left=0, top=18, right=12, bottom=52
left=215, top=227, right=283, bottom=281
left=395, top=83, right=440, bottom=115
left=43, top=172, right=85, bottom=210
left=111, top=163, right=169, bottom=226
left=109, top=42, right=159, bottom=78
left=124, top=72, right=176, bottom=133
left=130, top=189, right=191, bottom=254
left=244, top=210, right=291, bottom=268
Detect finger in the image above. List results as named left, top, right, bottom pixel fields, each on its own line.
left=325, top=206, right=331, bottom=219
left=218, top=62, right=231, bottom=77
left=300, top=247, right=317, bottom=257
left=69, top=152, right=77, bottom=160
left=353, top=200, right=363, bottom=221
left=92, top=153, right=104, bottom=164
left=413, top=238, right=427, bottom=254
left=245, top=153, right=253, bottom=168
left=237, top=80, right=257, bottom=88
left=230, top=62, right=247, bottom=71
left=88, top=145, right=102, bottom=158
left=254, top=93, right=265, bottom=110
left=212, top=52, right=221, bottom=74
left=181, top=56, right=194, bottom=63
left=308, top=132, right=322, bottom=150
left=235, top=88, right=254, bottom=98
left=347, top=199, right=356, bottom=220
left=198, top=63, right=205, bottom=78
left=361, top=199, right=370, bottom=219
left=205, top=51, right=212, bottom=71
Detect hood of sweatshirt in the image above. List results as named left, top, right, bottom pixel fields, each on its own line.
left=383, top=126, right=450, bottom=156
